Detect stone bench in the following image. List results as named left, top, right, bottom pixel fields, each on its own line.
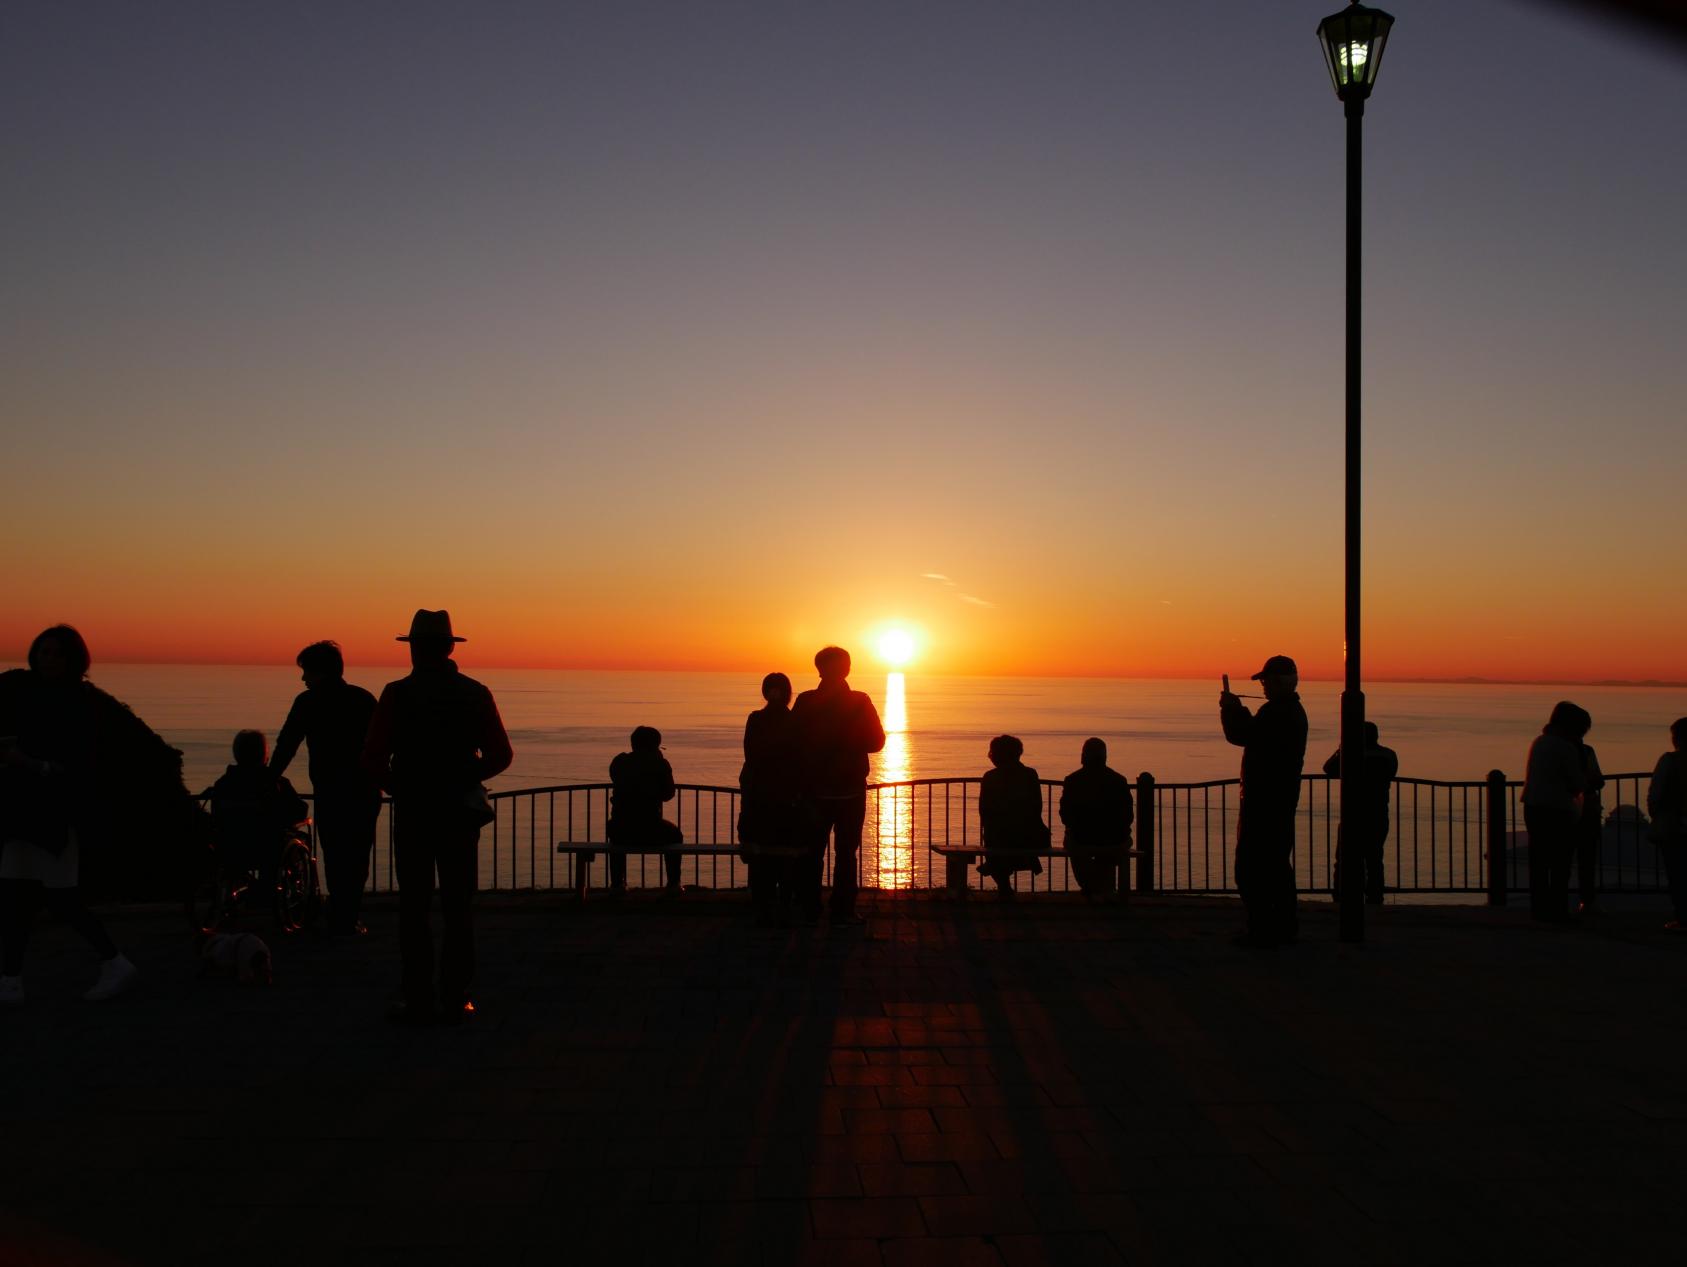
left=929, top=843, right=1141, bottom=898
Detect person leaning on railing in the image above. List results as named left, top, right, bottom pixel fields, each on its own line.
left=1521, top=702, right=1589, bottom=925
left=1645, top=717, right=1687, bottom=932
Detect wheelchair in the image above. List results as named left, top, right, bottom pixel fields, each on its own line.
left=188, top=816, right=321, bottom=936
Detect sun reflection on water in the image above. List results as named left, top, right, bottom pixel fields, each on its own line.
left=874, top=672, right=915, bottom=889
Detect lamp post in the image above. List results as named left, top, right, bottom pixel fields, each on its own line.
left=1317, top=1, right=1393, bottom=944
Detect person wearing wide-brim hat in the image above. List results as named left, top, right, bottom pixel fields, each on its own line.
left=362, top=610, right=512, bottom=1025
left=1219, top=655, right=1309, bottom=948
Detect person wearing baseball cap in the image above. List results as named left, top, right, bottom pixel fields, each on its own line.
left=1219, top=655, right=1309, bottom=947
left=362, top=610, right=513, bottom=1024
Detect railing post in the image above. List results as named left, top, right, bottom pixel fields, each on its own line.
left=1486, top=769, right=1507, bottom=906
left=1136, top=772, right=1155, bottom=893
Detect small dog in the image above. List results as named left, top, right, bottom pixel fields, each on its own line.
left=200, top=932, right=273, bottom=986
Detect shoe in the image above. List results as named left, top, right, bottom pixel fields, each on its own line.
left=1230, top=932, right=1278, bottom=950
left=1664, top=920, right=1685, bottom=933
left=830, top=913, right=867, bottom=928
left=386, top=1001, right=437, bottom=1027
left=84, top=954, right=137, bottom=1002
left=438, top=999, right=475, bottom=1026
left=0, top=975, right=22, bottom=1007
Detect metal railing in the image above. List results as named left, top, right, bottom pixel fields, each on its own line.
left=307, top=769, right=1668, bottom=899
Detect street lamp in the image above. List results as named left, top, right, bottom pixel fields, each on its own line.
left=1317, top=1, right=1393, bottom=944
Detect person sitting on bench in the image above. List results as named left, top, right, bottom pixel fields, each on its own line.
left=607, top=726, right=682, bottom=893
left=1059, top=737, right=1133, bottom=900
left=978, top=734, right=1047, bottom=897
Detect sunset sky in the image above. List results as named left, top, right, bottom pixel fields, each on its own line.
left=3, top=2, right=1683, bottom=681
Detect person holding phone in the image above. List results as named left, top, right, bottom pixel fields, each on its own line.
left=1220, top=655, right=1309, bottom=948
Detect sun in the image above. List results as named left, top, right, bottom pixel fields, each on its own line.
left=876, top=627, right=917, bottom=668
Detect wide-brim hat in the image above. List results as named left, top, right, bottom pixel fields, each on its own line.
left=396, top=609, right=466, bottom=643
left=1250, top=654, right=1297, bottom=680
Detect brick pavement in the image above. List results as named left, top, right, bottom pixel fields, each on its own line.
left=2, top=892, right=1683, bottom=1266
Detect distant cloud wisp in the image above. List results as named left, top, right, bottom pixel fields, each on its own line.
left=921, top=571, right=995, bottom=610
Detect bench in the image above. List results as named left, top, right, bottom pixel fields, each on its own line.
left=930, top=844, right=1142, bottom=900
left=555, top=841, right=802, bottom=896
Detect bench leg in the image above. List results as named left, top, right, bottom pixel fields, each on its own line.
left=945, top=855, right=970, bottom=898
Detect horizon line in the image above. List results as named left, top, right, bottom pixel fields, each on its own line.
left=49, top=660, right=1687, bottom=691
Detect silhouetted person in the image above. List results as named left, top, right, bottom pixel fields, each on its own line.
left=270, top=640, right=380, bottom=935
left=792, top=646, right=885, bottom=927
left=363, top=610, right=512, bottom=1025
left=1059, top=737, right=1133, bottom=900
left=608, top=726, right=683, bottom=892
left=0, top=626, right=138, bottom=1005
left=1221, top=655, right=1309, bottom=948
left=1522, top=701, right=1588, bottom=924
left=979, top=734, right=1047, bottom=897
left=739, top=673, right=801, bottom=926
left=1645, top=717, right=1687, bottom=931
left=1323, top=721, right=1398, bottom=905
left=206, top=730, right=309, bottom=900
left=1574, top=708, right=1605, bottom=915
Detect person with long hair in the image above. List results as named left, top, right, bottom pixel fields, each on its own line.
left=739, top=672, right=801, bottom=926
left=1522, top=701, right=1589, bottom=924
left=0, top=626, right=138, bottom=1004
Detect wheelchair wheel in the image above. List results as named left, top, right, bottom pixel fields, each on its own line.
left=274, top=839, right=320, bottom=935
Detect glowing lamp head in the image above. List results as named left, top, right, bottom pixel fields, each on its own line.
left=1317, top=2, right=1393, bottom=102
left=876, top=628, right=916, bottom=669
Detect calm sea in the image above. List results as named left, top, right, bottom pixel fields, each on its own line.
left=64, top=663, right=1687, bottom=795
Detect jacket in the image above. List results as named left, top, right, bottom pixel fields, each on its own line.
left=791, top=681, right=885, bottom=798
left=1221, top=693, right=1309, bottom=826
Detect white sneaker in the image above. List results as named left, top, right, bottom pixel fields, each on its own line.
left=84, top=954, right=137, bottom=1002
left=0, top=975, right=23, bottom=1007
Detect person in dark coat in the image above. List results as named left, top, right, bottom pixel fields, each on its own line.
left=978, top=735, right=1047, bottom=897
left=1573, top=708, right=1604, bottom=915
left=1521, top=701, right=1588, bottom=924
left=1221, top=654, right=1309, bottom=947
left=1645, top=717, right=1687, bottom=931
left=0, top=626, right=140, bottom=1005
left=739, top=673, right=801, bottom=926
left=205, top=730, right=310, bottom=895
left=1322, top=721, right=1398, bottom=905
left=1059, top=737, right=1133, bottom=900
left=608, top=726, right=683, bottom=893
left=791, top=646, right=885, bottom=927
left=270, top=640, right=380, bottom=935
left=363, top=610, right=512, bottom=1025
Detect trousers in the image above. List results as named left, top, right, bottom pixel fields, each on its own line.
left=1235, top=812, right=1298, bottom=944
left=1524, top=805, right=1576, bottom=921
left=802, top=793, right=865, bottom=919
left=315, top=793, right=380, bottom=933
left=393, top=806, right=480, bottom=1011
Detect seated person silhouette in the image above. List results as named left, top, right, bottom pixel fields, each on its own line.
left=978, top=734, right=1047, bottom=897
left=1059, top=738, right=1134, bottom=900
left=607, top=726, right=683, bottom=893
left=205, top=730, right=309, bottom=894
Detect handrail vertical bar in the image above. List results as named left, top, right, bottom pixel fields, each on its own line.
left=1486, top=769, right=1507, bottom=906
left=1136, top=772, right=1155, bottom=893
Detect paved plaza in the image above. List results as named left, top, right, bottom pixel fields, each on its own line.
left=2, top=890, right=1683, bottom=1266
